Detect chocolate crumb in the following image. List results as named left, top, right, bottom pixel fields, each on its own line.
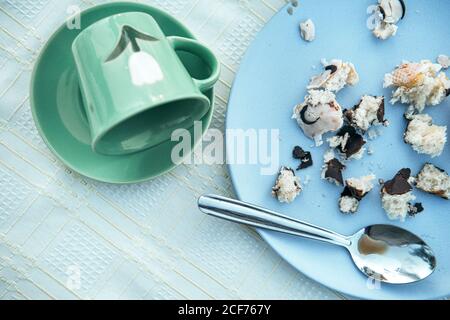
left=383, top=168, right=413, bottom=195
left=408, top=203, right=424, bottom=216
left=376, top=97, right=385, bottom=124
left=399, top=0, right=406, bottom=19
left=379, top=5, right=386, bottom=20
left=325, top=158, right=345, bottom=185
left=297, top=152, right=313, bottom=170
left=293, top=146, right=306, bottom=159
left=343, top=109, right=353, bottom=123
left=336, top=126, right=366, bottom=158
left=293, top=146, right=313, bottom=170
left=300, top=105, right=320, bottom=125
left=341, top=185, right=363, bottom=201
left=341, top=185, right=365, bottom=201
left=325, top=64, right=338, bottom=74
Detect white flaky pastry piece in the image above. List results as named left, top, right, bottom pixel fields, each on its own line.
left=345, top=95, right=388, bottom=132
left=372, top=0, right=405, bottom=40
left=308, top=59, right=359, bottom=93
left=373, top=22, right=398, bottom=40
left=384, top=60, right=450, bottom=113
left=300, top=19, right=315, bottom=42
left=404, top=114, right=447, bottom=158
left=292, top=90, right=344, bottom=146
left=415, top=163, right=450, bottom=200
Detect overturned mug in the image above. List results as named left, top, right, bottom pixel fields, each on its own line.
left=72, top=12, right=220, bottom=155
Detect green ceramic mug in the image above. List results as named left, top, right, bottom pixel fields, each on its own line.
left=72, top=12, right=220, bottom=155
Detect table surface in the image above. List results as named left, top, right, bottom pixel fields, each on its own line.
left=0, top=0, right=343, bottom=300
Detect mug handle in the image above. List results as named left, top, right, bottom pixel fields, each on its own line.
left=167, top=36, right=220, bottom=92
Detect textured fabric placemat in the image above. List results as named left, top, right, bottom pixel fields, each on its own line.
left=0, top=0, right=342, bottom=300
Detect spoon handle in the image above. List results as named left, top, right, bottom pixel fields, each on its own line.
left=198, top=194, right=351, bottom=247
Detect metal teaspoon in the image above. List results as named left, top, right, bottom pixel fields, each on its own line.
left=198, top=194, right=436, bottom=284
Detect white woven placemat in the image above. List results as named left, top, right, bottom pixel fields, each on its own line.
left=0, top=0, right=341, bottom=300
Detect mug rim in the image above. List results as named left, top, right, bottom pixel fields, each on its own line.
left=92, top=92, right=211, bottom=155
left=71, top=11, right=154, bottom=51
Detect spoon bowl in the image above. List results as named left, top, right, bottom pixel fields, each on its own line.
left=349, top=225, right=436, bottom=284
left=198, top=194, right=436, bottom=285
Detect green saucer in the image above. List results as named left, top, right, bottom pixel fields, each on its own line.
left=31, top=2, right=214, bottom=184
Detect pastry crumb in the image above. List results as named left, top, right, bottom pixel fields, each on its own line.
left=372, top=0, right=405, bottom=40
left=404, top=114, right=447, bottom=158
left=272, top=167, right=302, bottom=203
left=300, top=19, right=315, bottom=42
left=327, top=125, right=366, bottom=160
left=345, top=96, right=388, bottom=132
left=415, top=163, right=450, bottom=199
left=339, top=196, right=359, bottom=214
left=408, top=202, right=424, bottom=216
left=384, top=60, right=450, bottom=113
left=339, top=175, right=376, bottom=214
left=380, top=168, right=418, bottom=221
left=292, top=90, right=344, bottom=146
left=321, top=149, right=346, bottom=186
left=308, top=59, right=359, bottom=93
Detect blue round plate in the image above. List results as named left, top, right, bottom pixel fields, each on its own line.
left=227, top=0, right=450, bottom=299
